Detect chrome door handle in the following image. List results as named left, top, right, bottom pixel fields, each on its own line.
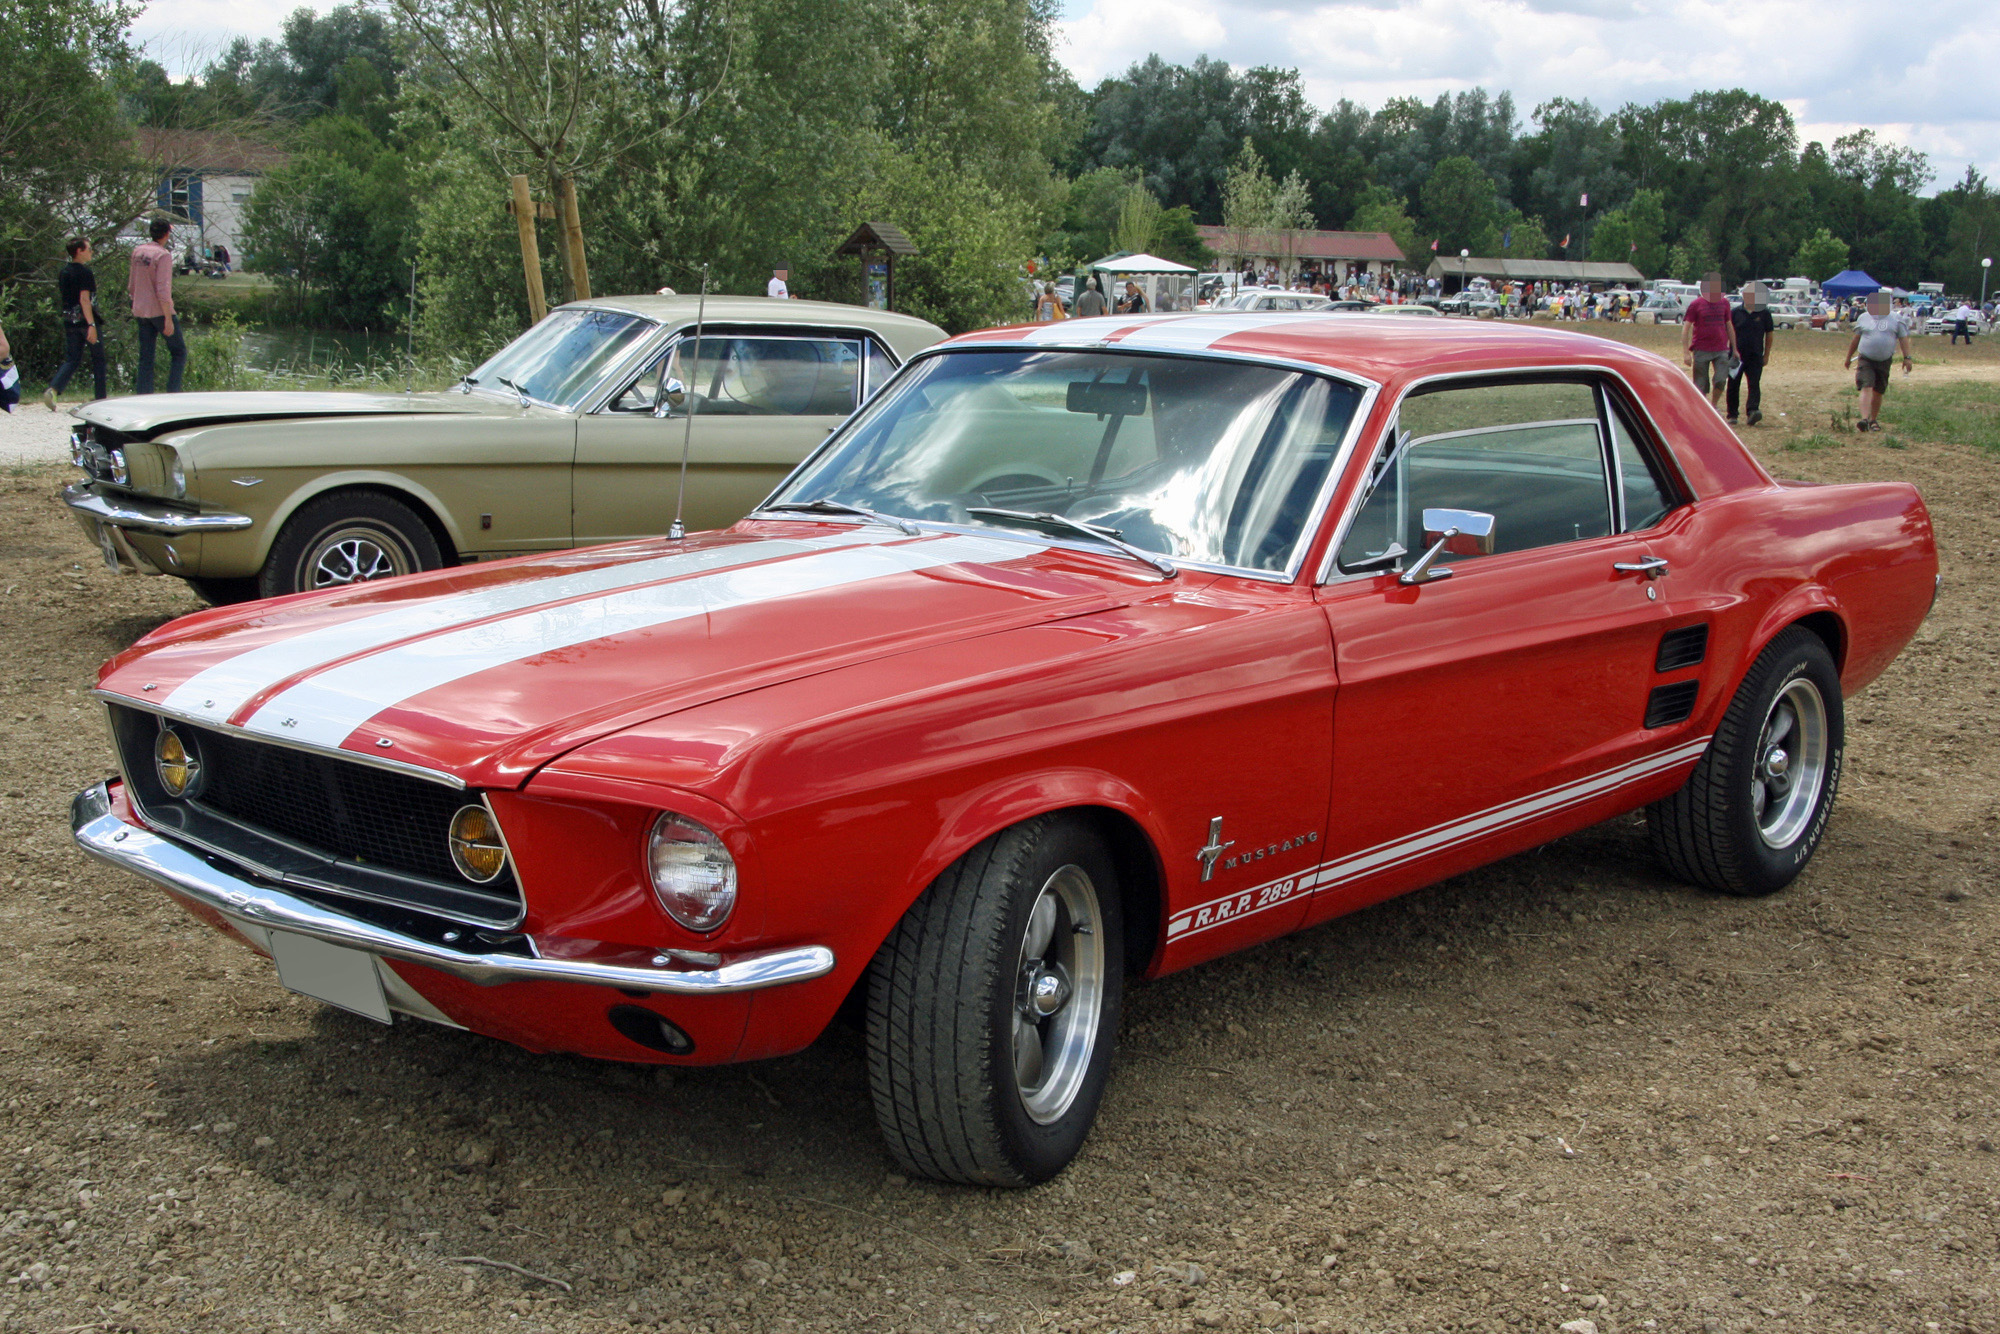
left=1613, top=557, right=1670, bottom=579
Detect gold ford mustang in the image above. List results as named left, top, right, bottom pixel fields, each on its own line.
left=63, top=296, right=946, bottom=601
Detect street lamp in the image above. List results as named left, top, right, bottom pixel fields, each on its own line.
left=1460, top=248, right=1469, bottom=294
left=1983, top=256, right=1993, bottom=311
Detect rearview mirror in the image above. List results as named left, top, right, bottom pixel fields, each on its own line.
left=1066, top=380, right=1148, bottom=417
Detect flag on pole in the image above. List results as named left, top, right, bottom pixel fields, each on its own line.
left=1579, top=192, right=1589, bottom=208
left=1503, top=229, right=1512, bottom=250
left=1561, top=233, right=1570, bottom=249
left=1430, top=239, right=1439, bottom=252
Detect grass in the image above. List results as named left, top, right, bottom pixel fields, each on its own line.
left=1874, top=382, right=2000, bottom=455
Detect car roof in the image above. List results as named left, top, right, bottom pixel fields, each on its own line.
left=948, top=311, right=1672, bottom=389
left=560, top=294, right=946, bottom=344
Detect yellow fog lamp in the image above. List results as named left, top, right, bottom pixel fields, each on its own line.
left=448, top=804, right=509, bottom=883
left=154, top=727, right=202, bottom=798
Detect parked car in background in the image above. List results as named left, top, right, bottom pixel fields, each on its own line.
left=1366, top=303, right=1443, bottom=317
left=1634, top=291, right=1689, bottom=324
left=73, top=313, right=1938, bottom=1185
left=63, top=297, right=946, bottom=603
left=1213, top=289, right=1334, bottom=312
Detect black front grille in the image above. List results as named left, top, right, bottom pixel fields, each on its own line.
left=192, top=726, right=477, bottom=885
left=110, top=704, right=522, bottom=926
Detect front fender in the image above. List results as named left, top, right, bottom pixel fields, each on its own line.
left=259, top=470, right=470, bottom=559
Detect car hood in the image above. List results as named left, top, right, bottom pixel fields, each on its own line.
left=96, top=523, right=1165, bottom=788
left=77, top=391, right=494, bottom=437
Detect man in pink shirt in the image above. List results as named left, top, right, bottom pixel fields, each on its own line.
left=129, top=219, right=185, bottom=394
left=1681, top=270, right=1737, bottom=408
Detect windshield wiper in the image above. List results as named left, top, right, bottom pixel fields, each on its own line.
left=760, top=498, right=922, bottom=536
left=966, top=507, right=1176, bottom=578
left=494, top=376, right=532, bottom=408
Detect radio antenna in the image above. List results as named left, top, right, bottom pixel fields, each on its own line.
left=669, top=263, right=710, bottom=540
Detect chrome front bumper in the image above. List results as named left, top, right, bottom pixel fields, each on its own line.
left=62, top=481, right=253, bottom=533
left=71, top=782, right=835, bottom=996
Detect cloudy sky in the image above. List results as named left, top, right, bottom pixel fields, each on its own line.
left=134, top=0, right=1997, bottom=192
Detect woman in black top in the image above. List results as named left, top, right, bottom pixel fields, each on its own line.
left=46, top=237, right=106, bottom=408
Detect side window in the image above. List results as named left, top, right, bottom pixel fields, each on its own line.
left=864, top=340, right=898, bottom=402
left=607, top=353, right=667, bottom=413
left=1337, top=380, right=1613, bottom=572
left=675, top=337, right=863, bottom=416
left=1608, top=401, right=1675, bottom=531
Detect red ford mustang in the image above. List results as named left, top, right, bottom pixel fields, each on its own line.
left=72, top=315, right=1938, bottom=1185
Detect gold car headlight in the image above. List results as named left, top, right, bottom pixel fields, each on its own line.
left=447, top=804, right=509, bottom=883
left=646, top=812, right=737, bottom=933
left=164, top=447, right=186, bottom=498
left=154, top=727, right=202, bottom=798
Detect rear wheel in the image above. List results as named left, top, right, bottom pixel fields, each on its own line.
left=1648, top=627, right=1844, bottom=896
left=866, top=814, right=1124, bottom=1186
left=260, top=492, right=443, bottom=598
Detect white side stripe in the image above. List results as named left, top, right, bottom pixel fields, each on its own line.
left=242, top=535, right=1043, bottom=749
left=162, top=531, right=895, bottom=726
left=1165, top=737, right=1711, bottom=943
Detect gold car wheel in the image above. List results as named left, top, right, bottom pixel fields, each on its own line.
left=306, top=525, right=415, bottom=587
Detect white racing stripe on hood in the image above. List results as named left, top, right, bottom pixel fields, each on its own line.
left=162, top=530, right=899, bottom=726
left=241, top=533, right=1046, bottom=749
left=1110, top=316, right=1298, bottom=352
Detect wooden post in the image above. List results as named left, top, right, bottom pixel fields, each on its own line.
left=557, top=174, right=590, bottom=302
left=510, top=174, right=547, bottom=323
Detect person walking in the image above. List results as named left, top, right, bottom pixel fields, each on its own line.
left=1073, top=275, right=1107, bottom=318
left=1843, top=291, right=1912, bottom=432
left=766, top=265, right=790, bottom=299
left=0, top=319, right=18, bottom=413
left=1949, top=300, right=1976, bottom=345
left=1726, top=282, right=1775, bottom=426
left=1032, top=281, right=1065, bottom=323
left=130, top=219, right=185, bottom=394
left=44, top=237, right=106, bottom=409
left=1683, top=272, right=1737, bottom=408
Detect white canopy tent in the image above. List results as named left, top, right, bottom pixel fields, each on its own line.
left=1086, top=252, right=1198, bottom=313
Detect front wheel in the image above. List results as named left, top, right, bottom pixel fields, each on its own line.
left=1648, top=627, right=1844, bottom=896
left=260, top=492, right=443, bottom=598
left=866, top=814, right=1124, bottom=1186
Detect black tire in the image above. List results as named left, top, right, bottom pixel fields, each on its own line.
left=185, top=576, right=261, bottom=606
left=1648, top=627, right=1844, bottom=896
left=260, top=491, right=443, bottom=598
left=866, top=814, right=1124, bottom=1186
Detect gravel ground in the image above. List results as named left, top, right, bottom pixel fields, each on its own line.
left=0, top=406, right=73, bottom=467
left=2, top=326, right=1998, bottom=1334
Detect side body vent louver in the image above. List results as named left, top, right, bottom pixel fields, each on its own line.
left=1644, top=679, right=1701, bottom=729
left=1656, top=623, right=1710, bottom=673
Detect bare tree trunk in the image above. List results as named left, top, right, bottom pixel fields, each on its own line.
left=546, top=162, right=575, bottom=305
left=558, top=173, right=590, bottom=300
left=510, top=174, right=549, bottom=322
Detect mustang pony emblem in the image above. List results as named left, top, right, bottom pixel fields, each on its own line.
left=1195, top=817, right=1235, bottom=882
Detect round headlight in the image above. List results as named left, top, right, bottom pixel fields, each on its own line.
left=646, top=812, right=736, bottom=933
left=165, top=449, right=186, bottom=498
left=154, top=727, right=201, bottom=798
left=448, top=804, right=509, bottom=883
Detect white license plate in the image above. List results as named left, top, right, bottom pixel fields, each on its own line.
left=270, top=931, right=391, bottom=1024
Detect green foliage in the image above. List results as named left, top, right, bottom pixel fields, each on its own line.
left=1114, top=184, right=1166, bottom=256
left=1792, top=228, right=1849, bottom=281
left=243, top=117, right=417, bottom=329
left=1348, top=186, right=1423, bottom=266
left=1420, top=156, right=1498, bottom=255
left=1472, top=209, right=1550, bottom=260
left=1875, top=383, right=2000, bottom=455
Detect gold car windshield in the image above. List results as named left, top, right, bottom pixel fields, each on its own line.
left=768, top=350, right=1365, bottom=575
left=467, top=308, right=656, bottom=410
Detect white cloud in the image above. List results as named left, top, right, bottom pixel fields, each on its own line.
left=1055, top=0, right=2000, bottom=189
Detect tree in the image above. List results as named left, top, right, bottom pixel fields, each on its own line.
left=243, top=116, right=417, bottom=327
left=1792, top=228, right=1849, bottom=281
left=1113, top=182, right=1165, bottom=255
left=1514, top=98, right=1629, bottom=250
left=1588, top=188, right=1665, bottom=275
left=1473, top=209, right=1549, bottom=261
left=1348, top=186, right=1423, bottom=266
left=1420, top=155, right=1498, bottom=255
left=1219, top=139, right=1277, bottom=268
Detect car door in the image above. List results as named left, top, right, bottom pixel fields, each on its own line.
left=573, top=331, right=868, bottom=544
left=1306, top=374, right=1685, bottom=924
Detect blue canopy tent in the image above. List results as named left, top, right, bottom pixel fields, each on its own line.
left=1821, top=270, right=1882, bottom=301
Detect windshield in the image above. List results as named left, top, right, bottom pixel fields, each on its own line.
left=467, top=308, right=657, bottom=410
left=767, top=349, right=1366, bottom=574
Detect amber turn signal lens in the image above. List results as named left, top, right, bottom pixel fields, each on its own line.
left=448, top=804, right=508, bottom=883
left=154, top=728, right=200, bottom=798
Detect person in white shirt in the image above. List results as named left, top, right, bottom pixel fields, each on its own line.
left=1950, top=302, right=1978, bottom=345
left=767, top=266, right=790, bottom=299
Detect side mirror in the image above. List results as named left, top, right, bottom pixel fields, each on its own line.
left=1399, top=508, right=1497, bottom=585
left=652, top=378, right=687, bottom=418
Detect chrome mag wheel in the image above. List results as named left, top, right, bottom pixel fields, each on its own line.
left=1753, top=677, right=1829, bottom=849
left=1012, top=864, right=1105, bottom=1125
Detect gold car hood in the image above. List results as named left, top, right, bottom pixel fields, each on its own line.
left=76, top=392, right=493, bottom=438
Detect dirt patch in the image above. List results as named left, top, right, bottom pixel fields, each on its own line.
left=2, top=355, right=1999, bottom=1334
